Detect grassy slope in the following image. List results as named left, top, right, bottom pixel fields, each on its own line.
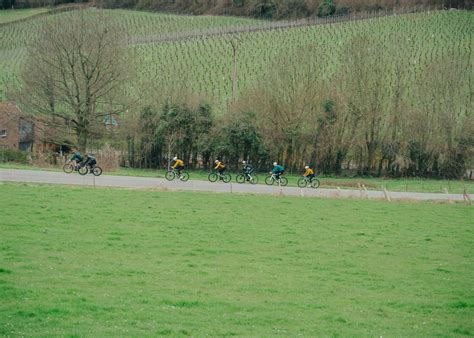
left=0, top=9, right=471, bottom=111
left=1, top=183, right=473, bottom=336
left=0, top=9, right=259, bottom=99
left=1, top=162, right=473, bottom=193
left=0, top=8, right=49, bottom=24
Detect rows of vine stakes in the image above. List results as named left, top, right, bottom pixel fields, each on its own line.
left=0, top=8, right=471, bottom=115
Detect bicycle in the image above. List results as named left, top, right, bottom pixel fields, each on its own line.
left=165, top=168, right=190, bottom=182
left=236, top=172, right=258, bottom=184
left=63, top=161, right=81, bottom=173
left=265, top=173, right=288, bottom=186
left=297, top=176, right=320, bottom=189
left=208, top=170, right=231, bottom=183
left=78, top=164, right=103, bottom=176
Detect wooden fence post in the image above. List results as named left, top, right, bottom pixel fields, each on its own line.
left=362, top=184, right=369, bottom=199
left=464, top=189, right=471, bottom=205
left=383, top=186, right=391, bottom=202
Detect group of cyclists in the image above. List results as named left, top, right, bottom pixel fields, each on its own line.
left=170, top=156, right=318, bottom=187
left=65, top=148, right=102, bottom=176
left=66, top=149, right=318, bottom=186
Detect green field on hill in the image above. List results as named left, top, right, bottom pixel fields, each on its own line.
left=1, top=183, right=473, bottom=336
left=0, top=8, right=471, bottom=112
left=0, top=7, right=49, bottom=24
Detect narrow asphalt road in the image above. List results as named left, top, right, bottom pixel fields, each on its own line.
left=0, top=168, right=472, bottom=202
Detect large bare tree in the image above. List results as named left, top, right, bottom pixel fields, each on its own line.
left=17, top=10, right=129, bottom=150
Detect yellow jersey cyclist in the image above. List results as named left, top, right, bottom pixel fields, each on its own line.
left=214, top=160, right=226, bottom=174
left=303, top=165, right=315, bottom=181
left=297, top=164, right=320, bottom=188
left=171, top=156, right=184, bottom=174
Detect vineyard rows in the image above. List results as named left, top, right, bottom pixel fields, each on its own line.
left=0, top=8, right=472, bottom=114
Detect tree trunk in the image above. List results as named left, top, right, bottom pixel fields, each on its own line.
left=77, top=128, right=88, bottom=152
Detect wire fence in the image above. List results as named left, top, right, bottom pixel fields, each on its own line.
left=127, top=5, right=455, bottom=45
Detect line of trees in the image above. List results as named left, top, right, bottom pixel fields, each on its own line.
left=1, top=0, right=86, bottom=9
left=122, top=35, right=472, bottom=178
left=1, top=0, right=471, bottom=16
left=94, top=0, right=472, bottom=19
left=12, top=9, right=472, bottom=179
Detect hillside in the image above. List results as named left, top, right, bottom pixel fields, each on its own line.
left=0, top=8, right=471, bottom=110
left=0, top=8, right=472, bottom=177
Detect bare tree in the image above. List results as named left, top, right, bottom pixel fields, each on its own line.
left=341, top=36, right=390, bottom=174
left=249, top=53, right=323, bottom=170
left=16, top=10, right=129, bottom=151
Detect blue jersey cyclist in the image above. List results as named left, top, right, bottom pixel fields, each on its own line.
left=270, top=162, right=285, bottom=178
left=69, top=148, right=83, bottom=164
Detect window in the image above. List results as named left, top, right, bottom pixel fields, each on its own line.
left=0, top=130, right=6, bottom=138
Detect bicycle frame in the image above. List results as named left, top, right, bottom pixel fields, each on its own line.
left=170, top=169, right=182, bottom=176
left=270, top=173, right=283, bottom=182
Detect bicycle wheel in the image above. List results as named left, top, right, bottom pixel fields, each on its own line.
left=92, top=166, right=102, bottom=176
left=208, top=173, right=218, bottom=182
left=279, top=177, right=288, bottom=186
left=63, top=163, right=74, bottom=174
left=297, top=177, right=308, bottom=188
left=222, top=173, right=231, bottom=183
left=165, top=171, right=175, bottom=181
left=78, top=166, right=88, bottom=175
left=311, top=178, right=320, bottom=189
left=236, top=174, right=245, bottom=184
left=249, top=175, right=258, bottom=185
left=179, top=172, right=190, bottom=182
left=265, top=175, right=275, bottom=185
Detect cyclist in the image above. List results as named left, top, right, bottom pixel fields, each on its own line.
left=171, top=156, right=184, bottom=175
left=303, top=165, right=315, bottom=181
left=214, top=160, right=226, bottom=175
left=83, top=153, right=97, bottom=170
left=242, top=160, right=254, bottom=180
left=270, top=162, right=285, bottom=179
left=69, top=148, right=84, bottom=169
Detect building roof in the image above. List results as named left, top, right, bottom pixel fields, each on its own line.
left=0, top=101, right=23, bottom=122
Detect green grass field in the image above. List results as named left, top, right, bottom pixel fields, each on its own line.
left=1, top=183, right=473, bottom=336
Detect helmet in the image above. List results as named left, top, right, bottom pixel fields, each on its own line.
left=273, top=162, right=277, bottom=166
left=173, top=156, right=177, bottom=161
left=242, top=160, right=246, bottom=164
left=214, top=160, right=219, bottom=163
left=305, top=165, right=309, bottom=169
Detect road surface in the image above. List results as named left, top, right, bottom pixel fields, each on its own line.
left=0, top=168, right=472, bottom=202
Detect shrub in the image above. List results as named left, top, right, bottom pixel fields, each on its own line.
left=317, top=0, right=336, bottom=17
left=0, top=148, right=29, bottom=163
left=95, top=145, right=120, bottom=171
left=335, top=6, right=349, bottom=16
